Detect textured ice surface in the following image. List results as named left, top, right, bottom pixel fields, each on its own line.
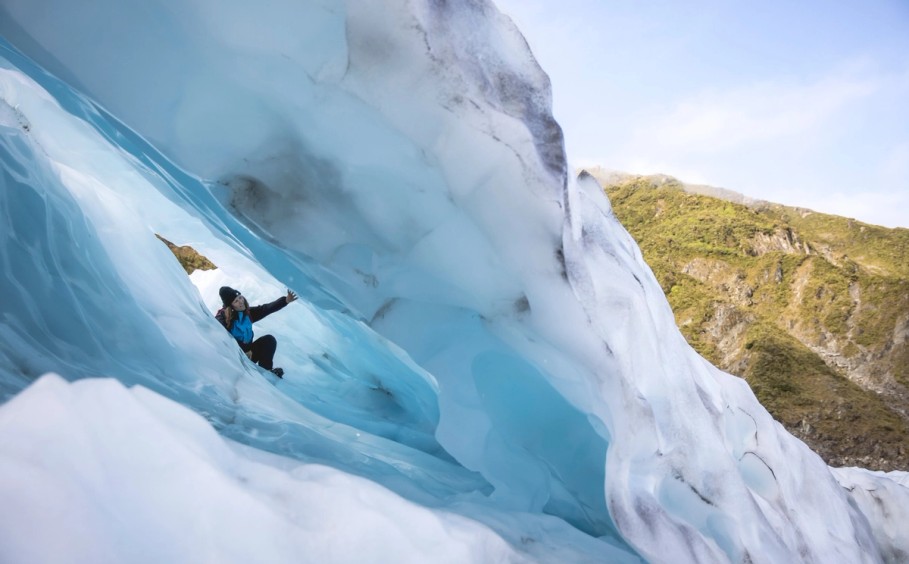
left=0, top=375, right=518, bottom=564
left=832, top=467, right=909, bottom=563
left=1, top=0, right=907, bottom=562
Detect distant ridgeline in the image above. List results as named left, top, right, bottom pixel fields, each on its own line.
left=586, top=168, right=909, bottom=471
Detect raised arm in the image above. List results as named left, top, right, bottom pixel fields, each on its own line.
left=248, top=290, right=297, bottom=323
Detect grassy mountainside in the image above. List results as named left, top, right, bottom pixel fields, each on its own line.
left=587, top=170, right=909, bottom=471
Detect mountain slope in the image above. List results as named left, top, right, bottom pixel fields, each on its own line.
left=587, top=169, right=909, bottom=470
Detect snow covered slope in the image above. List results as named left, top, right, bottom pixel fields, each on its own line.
left=0, top=0, right=906, bottom=562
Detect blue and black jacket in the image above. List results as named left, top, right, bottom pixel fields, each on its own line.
left=215, top=297, right=288, bottom=351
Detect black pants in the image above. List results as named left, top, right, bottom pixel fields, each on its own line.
left=248, top=335, right=277, bottom=370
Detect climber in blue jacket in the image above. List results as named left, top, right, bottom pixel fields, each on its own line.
left=215, top=286, right=297, bottom=378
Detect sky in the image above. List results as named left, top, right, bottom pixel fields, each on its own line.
left=494, top=0, right=909, bottom=229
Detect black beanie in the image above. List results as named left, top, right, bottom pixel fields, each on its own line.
left=219, top=286, right=241, bottom=307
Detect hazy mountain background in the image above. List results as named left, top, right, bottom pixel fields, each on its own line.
left=586, top=168, right=909, bottom=471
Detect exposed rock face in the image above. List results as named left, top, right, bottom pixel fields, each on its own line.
left=749, top=228, right=812, bottom=256
left=681, top=258, right=756, bottom=305
left=592, top=170, right=909, bottom=471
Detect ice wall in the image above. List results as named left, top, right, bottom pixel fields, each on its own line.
left=1, top=41, right=628, bottom=562
left=1, top=0, right=907, bottom=562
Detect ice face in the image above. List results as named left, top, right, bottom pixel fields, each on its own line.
left=0, top=375, right=522, bottom=564
left=0, top=34, right=634, bottom=562
left=0, top=1, right=906, bottom=562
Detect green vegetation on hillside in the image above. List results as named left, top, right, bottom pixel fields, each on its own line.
left=594, top=173, right=909, bottom=470
left=779, top=208, right=909, bottom=278
left=744, top=323, right=908, bottom=467
left=156, top=235, right=216, bottom=274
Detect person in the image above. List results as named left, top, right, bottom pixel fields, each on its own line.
left=216, top=286, right=297, bottom=378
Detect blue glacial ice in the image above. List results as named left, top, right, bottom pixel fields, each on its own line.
left=0, top=0, right=907, bottom=562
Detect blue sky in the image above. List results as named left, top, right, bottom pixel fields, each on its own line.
left=494, top=0, right=909, bottom=228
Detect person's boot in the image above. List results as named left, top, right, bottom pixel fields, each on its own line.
left=271, top=367, right=284, bottom=378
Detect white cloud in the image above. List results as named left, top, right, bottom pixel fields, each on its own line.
left=630, top=65, right=882, bottom=152
left=595, top=62, right=909, bottom=228
left=878, top=142, right=909, bottom=187
left=810, top=190, right=909, bottom=229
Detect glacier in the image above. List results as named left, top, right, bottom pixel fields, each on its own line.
left=0, top=0, right=907, bottom=562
